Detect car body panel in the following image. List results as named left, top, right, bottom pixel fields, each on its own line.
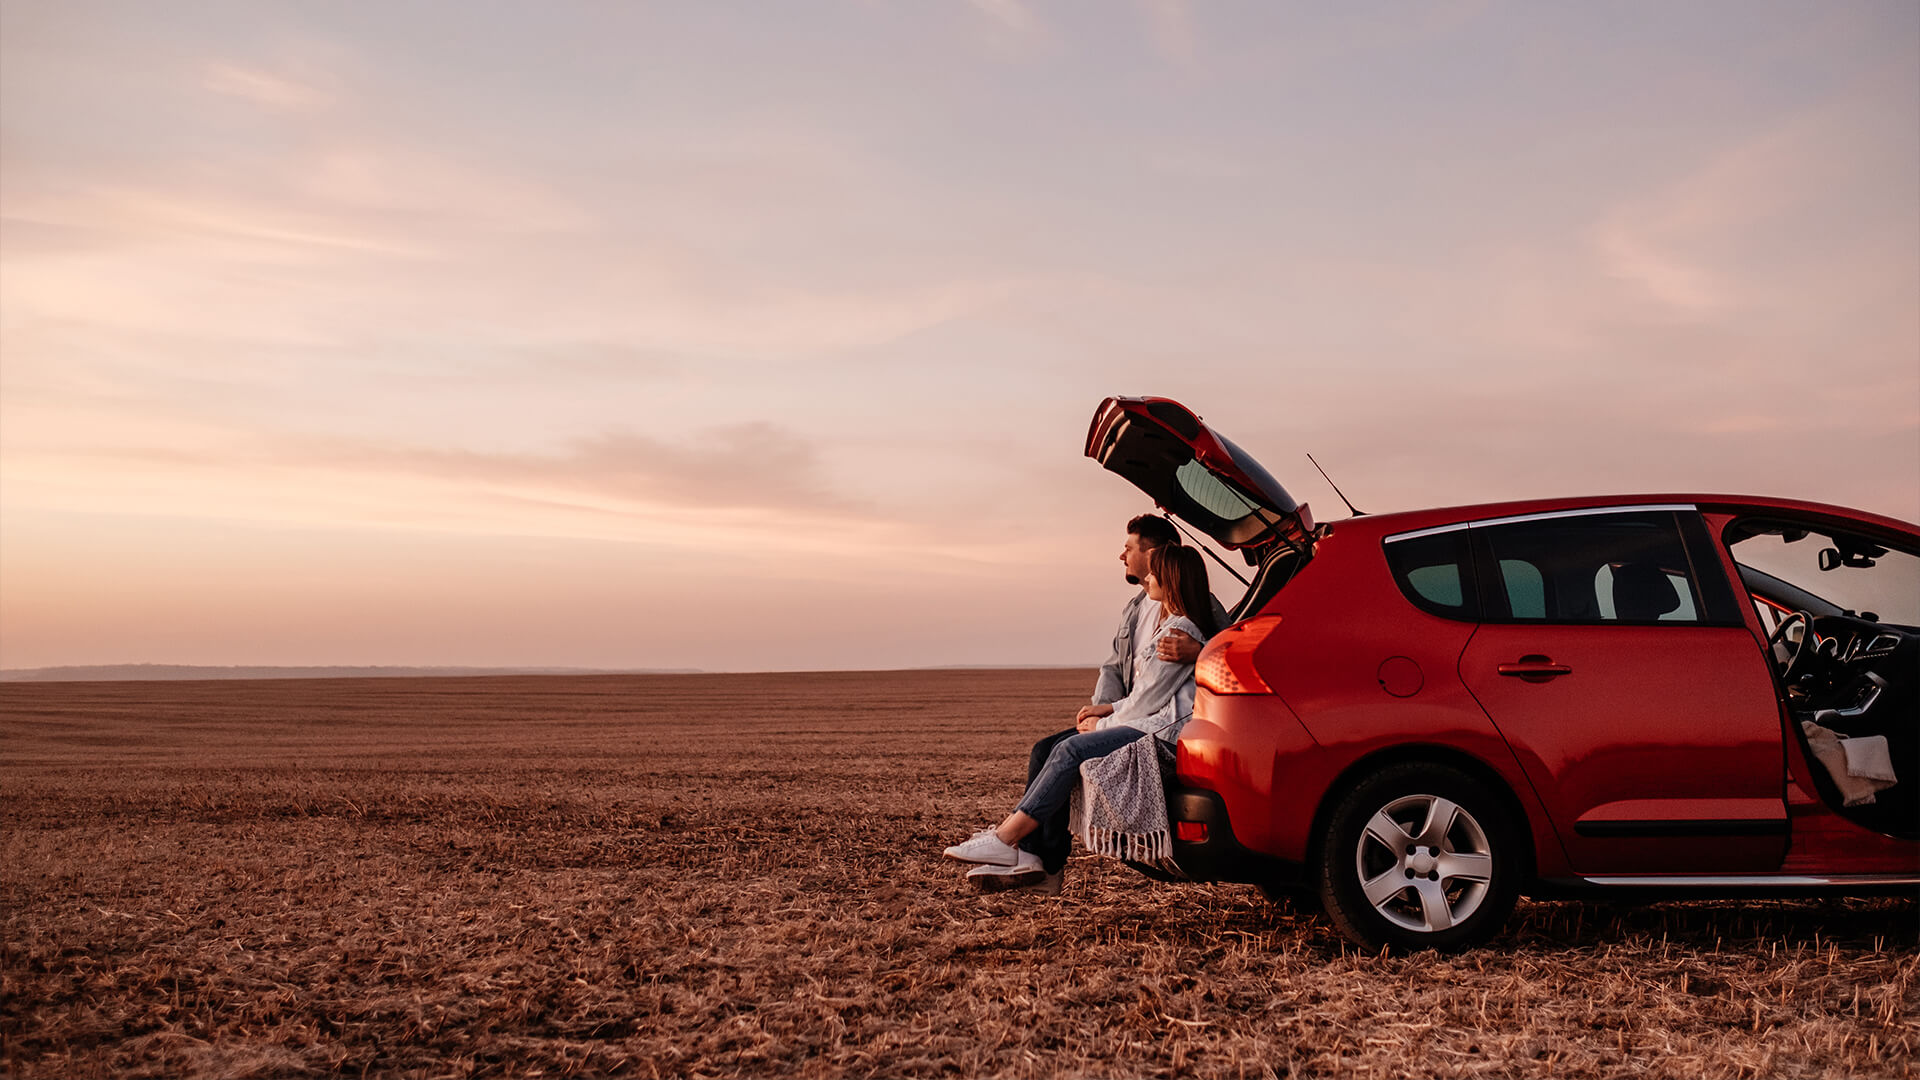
left=1187, top=516, right=1573, bottom=876
left=1174, top=693, right=1317, bottom=860
left=1176, top=495, right=1918, bottom=886
left=1458, top=622, right=1788, bottom=873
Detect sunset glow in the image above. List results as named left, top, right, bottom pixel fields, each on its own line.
left=3, top=2, right=1916, bottom=670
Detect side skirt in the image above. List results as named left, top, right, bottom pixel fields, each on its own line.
left=1530, top=872, right=1920, bottom=901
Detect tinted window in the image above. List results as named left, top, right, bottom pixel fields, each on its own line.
left=1476, top=511, right=1707, bottom=624
left=1408, top=564, right=1463, bottom=606
left=1498, top=559, right=1546, bottom=618
left=1594, top=564, right=1697, bottom=621
left=1176, top=459, right=1264, bottom=520
left=1384, top=530, right=1479, bottom=620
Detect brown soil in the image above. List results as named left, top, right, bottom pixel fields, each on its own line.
left=2, top=670, right=1914, bottom=1078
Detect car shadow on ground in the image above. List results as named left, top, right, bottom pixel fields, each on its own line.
left=1078, top=878, right=1917, bottom=959
left=1503, top=896, right=1918, bottom=950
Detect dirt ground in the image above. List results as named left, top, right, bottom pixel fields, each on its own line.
left=2, top=670, right=1914, bottom=1078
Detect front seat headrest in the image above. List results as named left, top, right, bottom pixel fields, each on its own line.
left=1613, top=562, right=1681, bottom=621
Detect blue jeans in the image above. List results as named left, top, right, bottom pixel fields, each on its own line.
left=1016, top=725, right=1150, bottom=873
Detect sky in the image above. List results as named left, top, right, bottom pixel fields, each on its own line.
left=2, top=1, right=1916, bottom=671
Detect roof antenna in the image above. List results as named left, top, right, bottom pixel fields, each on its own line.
left=1306, top=452, right=1363, bottom=517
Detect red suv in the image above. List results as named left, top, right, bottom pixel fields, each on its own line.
left=1089, top=396, right=1919, bottom=951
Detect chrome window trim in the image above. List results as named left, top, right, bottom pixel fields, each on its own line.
left=1381, top=522, right=1470, bottom=542
left=1382, top=503, right=1699, bottom=545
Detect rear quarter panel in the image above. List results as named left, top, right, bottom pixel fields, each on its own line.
left=1183, top=521, right=1571, bottom=878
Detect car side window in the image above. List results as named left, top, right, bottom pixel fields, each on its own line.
left=1474, top=511, right=1710, bottom=625
left=1594, top=564, right=1698, bottom=621
left=1383, top=530, right=1479, bottom=620
left=1498, top=559, right=1546, bottom=619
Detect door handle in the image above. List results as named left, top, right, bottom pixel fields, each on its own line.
left=1498, top=655, right=1572, bottom=682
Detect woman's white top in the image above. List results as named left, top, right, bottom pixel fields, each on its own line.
left=1095, top=611, right=1209, bottom=740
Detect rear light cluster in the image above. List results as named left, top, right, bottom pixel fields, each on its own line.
left=1195, top=614, right=1282, bottom=695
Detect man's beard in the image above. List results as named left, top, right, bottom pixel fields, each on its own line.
left=1125, top=573, right=1140, bottom=585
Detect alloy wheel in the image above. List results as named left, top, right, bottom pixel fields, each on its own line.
left=1353, top=792, right=1494, bottom=934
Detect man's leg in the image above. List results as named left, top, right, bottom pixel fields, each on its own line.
left=1021, top=728, right=1078, bottom=873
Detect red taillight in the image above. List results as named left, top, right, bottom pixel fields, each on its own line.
left=1175, top=821, right=1208, bottom=843
left=1195, top=614, right=1281, bottom=695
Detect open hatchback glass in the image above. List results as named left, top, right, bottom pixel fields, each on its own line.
left=1085, top=396, right=1315, bottom=559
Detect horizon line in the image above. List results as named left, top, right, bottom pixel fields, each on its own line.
left=0, top=662, right=1096, bottom=683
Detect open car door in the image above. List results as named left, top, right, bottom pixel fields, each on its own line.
left=1085, top=396, right=1315, bottom=559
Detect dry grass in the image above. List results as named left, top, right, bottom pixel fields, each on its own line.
left=2, top=670, right=1914, bottom=1079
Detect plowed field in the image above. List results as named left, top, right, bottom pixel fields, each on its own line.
left=2, top=671, right=1913, bottom=1078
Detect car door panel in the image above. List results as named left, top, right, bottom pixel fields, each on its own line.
left=1699, top=510, right=1920, bottom=872
left=1459, top=511, right=1788, bottom=875
left=1461, top=624, right=1786, bottom=873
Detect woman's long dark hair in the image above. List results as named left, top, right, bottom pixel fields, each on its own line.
left=1149, top=543, right=1217, bottom=639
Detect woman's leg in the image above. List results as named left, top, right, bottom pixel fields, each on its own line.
left=996, top=726, right=1148, bottom=845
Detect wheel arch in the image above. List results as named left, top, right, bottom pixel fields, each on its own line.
left=1305, top=743, right=1539, bottom=889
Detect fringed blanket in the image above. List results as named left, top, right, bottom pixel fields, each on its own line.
left=1068, top=733, right=1183, bottom=875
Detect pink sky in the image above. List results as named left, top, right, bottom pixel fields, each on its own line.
left=2, top=2, right=1916, bottom=670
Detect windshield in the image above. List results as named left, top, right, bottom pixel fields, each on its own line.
left=1728, top=524, right=1920, bottom=627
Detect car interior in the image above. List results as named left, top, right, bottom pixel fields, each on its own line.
left=1727, top=520, right=1919, bottom=839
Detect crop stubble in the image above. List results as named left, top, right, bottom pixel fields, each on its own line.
left=1, top=670, right=1914, bottom=1078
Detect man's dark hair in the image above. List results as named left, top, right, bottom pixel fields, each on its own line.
left=1127, top=513, right=1180, bottom=549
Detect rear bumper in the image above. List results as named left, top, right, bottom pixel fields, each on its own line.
left=1168, top=785, right=1305, bottom=887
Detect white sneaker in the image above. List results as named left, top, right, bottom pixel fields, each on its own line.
left=943, top=829, right=1021, bottom=866
left=967, top=853, right=1062, bottom=894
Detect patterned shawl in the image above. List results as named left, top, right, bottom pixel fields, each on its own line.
left=1068, top=732, right=1183, bottom=874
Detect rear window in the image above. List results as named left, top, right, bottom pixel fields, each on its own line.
left=1475, top=511, right=1707, bottom=624
left=1384, top=530, right=1479, bottom=621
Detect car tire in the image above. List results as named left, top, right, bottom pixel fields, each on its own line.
left=1316, top=763, right=1519, bottom=952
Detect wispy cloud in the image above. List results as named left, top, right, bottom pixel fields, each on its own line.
left=1140, top=0, right=1196, bottom=66
left=970, top=0, right=1039, bottom=35
left=1588, top=67, right=1917, bottom=319
left=7, top=413, right=860, bottom=518
left=201, top=62, right=335, bottom=111
left=343, top=423, right=860, bottom=516
left=2, top=1, right=1914, bottom=667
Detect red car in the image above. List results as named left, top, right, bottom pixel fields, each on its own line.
left=1088, top=396, right=1919, bottom=951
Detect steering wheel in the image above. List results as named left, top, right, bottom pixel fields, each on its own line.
left=1767, top=610, right=1821, bottom=687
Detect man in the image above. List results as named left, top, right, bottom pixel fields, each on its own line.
left=968, top=513, right=1226, bottom=893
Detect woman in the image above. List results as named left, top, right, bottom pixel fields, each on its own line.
left=944, top=543, right=1217, bottom=885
